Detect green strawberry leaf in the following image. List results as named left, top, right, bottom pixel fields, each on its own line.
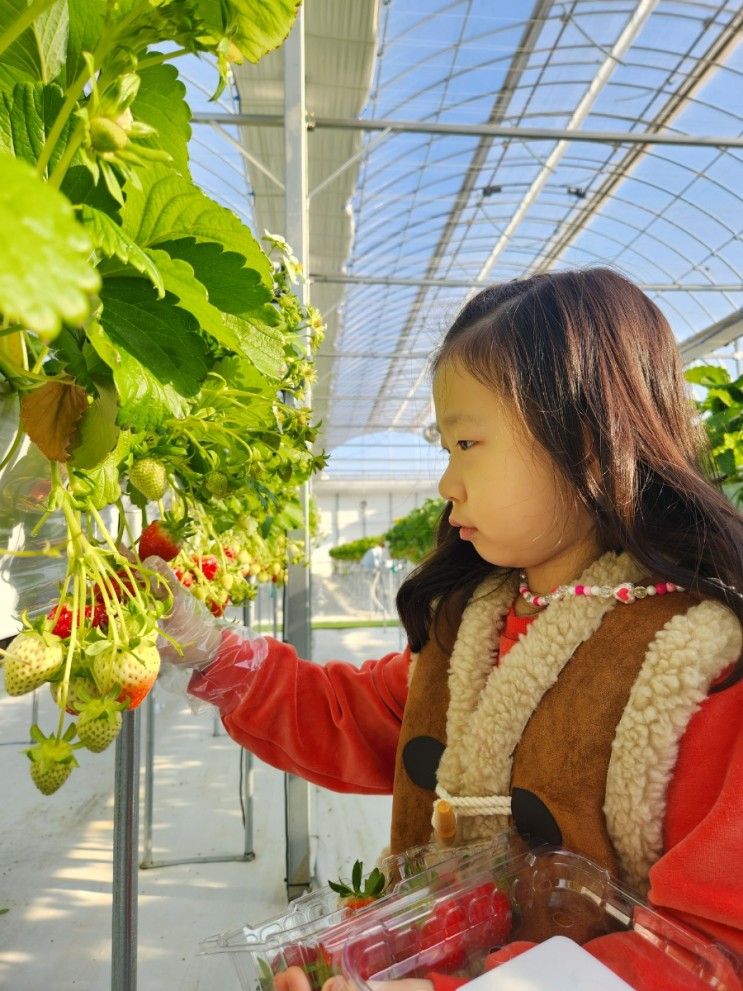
left=61, top=163, right=122, bottom=214
left=144, top=248, right=250, bottom=352
left=0, top=151, right=100, bottom=336
left=221, top=313, right=284, bottom=380
left=0, top=0, right=45, bottom=86
left=131, top=62, right=191, bottom=177
left=64, top=0, right=104, bottom=86
left=99, top=278, right=209, bottom=397
left=86, top=319, right=189, bottom=430
left=0, top=82, right=73, bottom=173
left=32, top=0, right=69, bottom=83
left=48, top=327, right=95, bottom=388
left=120, top=165, right=272, bottom=288
left=81, top=206, right=164, bottom=295
left=194, top=0, right=301, bottom=63
left=158, top=238, right=274, bottom=316
left=69, top=382, right=120, bottom=470
left=685, top=365, right=731, bottom=388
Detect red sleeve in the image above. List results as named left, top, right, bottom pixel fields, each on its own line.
left=647, top=677, right=743, bottom=958
left=189, top=632, right=410, bottom=794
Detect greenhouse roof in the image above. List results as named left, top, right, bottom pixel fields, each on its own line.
left=184, top=0, right=743, bottom=478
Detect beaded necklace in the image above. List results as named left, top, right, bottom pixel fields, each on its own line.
left=518, top=574, right=684, bottom=609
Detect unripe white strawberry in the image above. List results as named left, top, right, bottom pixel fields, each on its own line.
left=3, top=633, right=64, bottom=696
left=77, top=705, right=123, bottom=752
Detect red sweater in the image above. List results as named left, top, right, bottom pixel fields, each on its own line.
left=188, top=608, right=743, bottom=979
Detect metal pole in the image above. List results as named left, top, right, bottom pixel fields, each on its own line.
left=190, top=112, right=743, bottom=149
left=283, top=4, right=314, bottom=901
left=141, top=691, right=155, bottom=867
left=111, top=708, right=140, bottom=991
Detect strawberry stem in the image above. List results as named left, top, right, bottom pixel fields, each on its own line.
left=56, top=564, right=84, bottom=736
left=87, top=504, right=147, bottom=611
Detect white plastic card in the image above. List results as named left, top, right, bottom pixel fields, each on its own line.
left=459, top=936, right=635, bottom=991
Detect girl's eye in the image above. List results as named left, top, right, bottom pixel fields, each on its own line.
left=456, top=440, right=475, bottom=451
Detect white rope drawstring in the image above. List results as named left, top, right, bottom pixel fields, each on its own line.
left=431, top=785, right=511, bottom=845
left=435, top=783, right=512, bottom=816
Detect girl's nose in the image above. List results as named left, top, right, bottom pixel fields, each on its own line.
left=438, top=462, right=463, bottom=503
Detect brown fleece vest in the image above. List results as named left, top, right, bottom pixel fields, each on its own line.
left=390, top=589, right=698, bottom=873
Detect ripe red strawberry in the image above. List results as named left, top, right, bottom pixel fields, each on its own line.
left=420, top=900, right=468, bottom=970
left=462, top=883, right=512, bottom=951
left=92, top=637, right=160, bottom=709
left=25, top=724, right=78, bottom=796
left=129, top=457, right=167, bottom=502
left=86, top=601, right=109, bottom=628
left=47, top=604, right=73, bottom=638
left=193, top=554, right=219, bottom=580
left=208, top=598, right=225, bottom=617
left=139, top=518, right=186, bottom=562
left=3, top=632, right=64, bottom=696
left=94, top=569, right=139, bottom=603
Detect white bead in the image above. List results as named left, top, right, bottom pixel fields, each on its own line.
left=647, top=586, right=656, bottom=595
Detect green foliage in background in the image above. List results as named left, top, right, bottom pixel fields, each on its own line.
left=687, top=364, right=743, bottom=508
left=385, top=497, right=445, bottom=564
left=328, top=535, right=383, bottom=562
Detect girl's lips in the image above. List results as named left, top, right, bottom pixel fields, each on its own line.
left=458, top=526, right=477, bottom=541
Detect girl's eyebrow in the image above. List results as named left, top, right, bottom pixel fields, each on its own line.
left=438, top=413, right=484, bottom=429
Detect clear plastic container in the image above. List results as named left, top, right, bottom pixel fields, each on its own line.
left=342, top=846, right=742, bottom=991
left=199, top=834, right=518, bottom=989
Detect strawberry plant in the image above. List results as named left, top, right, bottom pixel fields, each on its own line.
left=385, top=498, right=446, bottom=564
left=686, top=364, right=743, bottom=508
left=0, top=0, right=326, bottom=794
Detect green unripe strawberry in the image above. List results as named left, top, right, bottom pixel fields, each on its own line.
left=77, top=706, right=123, bottom=753
left=129, top=458, right=167, bottom=502
left=90, top=115, right=129, bottom=154
left=50, top=674, right=99, bottom=715
left=3, top=632, right=64, bottom=696
left=25, top=725, right=78, bottom=796
left=206, top=471, right=229, bottom=497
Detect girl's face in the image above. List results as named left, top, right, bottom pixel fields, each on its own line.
left=433, top=361, right=600, bottom=581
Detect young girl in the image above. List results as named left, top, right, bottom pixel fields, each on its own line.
left=152, top=268, right=743, bottom=982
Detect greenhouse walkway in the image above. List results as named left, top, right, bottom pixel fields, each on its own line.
left=0, top=626, right=403, bottom=990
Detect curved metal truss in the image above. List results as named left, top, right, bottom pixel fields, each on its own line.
left=185, top=0, right=742, bottom=475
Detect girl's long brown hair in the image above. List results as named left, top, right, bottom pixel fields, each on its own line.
left=397, top=268, right=743, bottom=688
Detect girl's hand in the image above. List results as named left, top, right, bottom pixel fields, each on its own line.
left=273, top=968, right=434, bottom=991
left=142, top=555, right=224, bottom=669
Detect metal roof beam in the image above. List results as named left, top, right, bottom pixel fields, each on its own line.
left=476, top=0, right=661, bottom=284
left=529, top=7, right=743, bottom=275
left=364, top=0, right=559, bottom=432
left=190, top=112, right=743, bottom=148
left=311, top=273, right=743, bottom=292
left=680, top=310, right=743, bottom=363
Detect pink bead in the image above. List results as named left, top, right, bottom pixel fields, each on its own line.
left=655, top=583, right=667, bottom=595
left=575, top=585, right=584, bottom=595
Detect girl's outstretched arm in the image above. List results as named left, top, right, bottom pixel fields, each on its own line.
left=189, top=628, right=411, bottom=794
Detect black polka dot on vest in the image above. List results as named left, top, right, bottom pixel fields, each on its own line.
left=402, top=736, right=445, bottom=792
left=511, top=787, right=563, bottom=847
